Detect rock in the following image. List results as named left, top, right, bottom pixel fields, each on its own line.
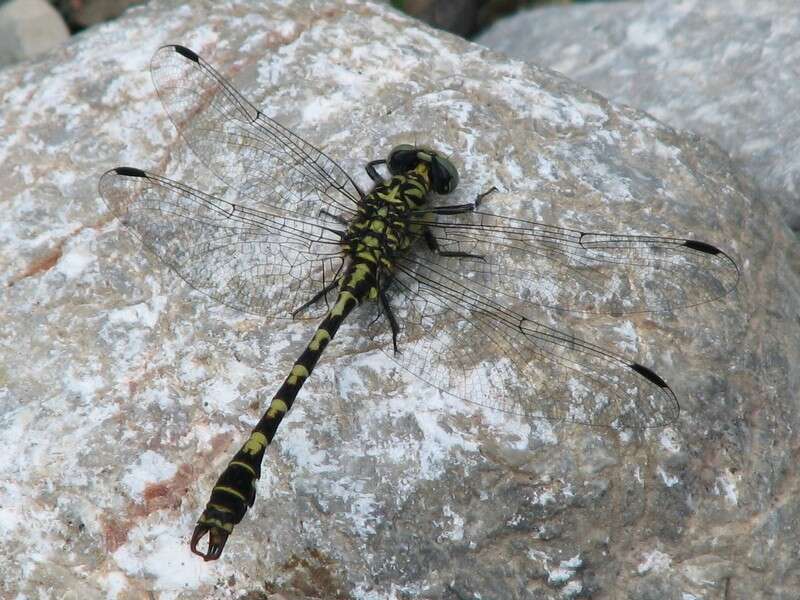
left=390, top=0, right=480, bottom=36
left=478, top=0, right=800, bottom=232
left=0, top=0, right=70, bottom=67
left=1, top=0, right=797, bottom=598
left=49, top=0, right=144, bottom=31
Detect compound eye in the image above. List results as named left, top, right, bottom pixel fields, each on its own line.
left=431, top=155, right=459, bottom=195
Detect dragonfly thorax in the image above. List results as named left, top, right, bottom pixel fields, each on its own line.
left=342, top=170, right=428, bottom=273
left=340, top=146, right=459, bottom=273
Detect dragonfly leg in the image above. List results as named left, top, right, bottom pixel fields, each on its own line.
left=318, top=208, right=349, bottom=226
left=292, top=279, right=340, bottom=317
left=379, top=286, right=400, bottom=354
left=365, top=159, right=387, bottom=183
left=424, top=202, right=476, bottom=215
left=475, top=185, right=498, bottom=207
left=422, top=186, right=498, bottom=216
left=424, top=228, right=485, bottom=261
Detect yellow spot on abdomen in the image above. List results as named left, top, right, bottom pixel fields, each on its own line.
left=213, top=485, right=247, bottom=502
left=229, top=461, right=256, bottom=477
left=242, top=431, right=268, bottom=455
left=331, top=291, right=357, bottom=316
left=309, top=329, right=331, bottom=351
left=198, top=516, right=235, bottom=531
left=287, top=364, right=309, bottom=386
left=266, top=398, right=289, bottom=418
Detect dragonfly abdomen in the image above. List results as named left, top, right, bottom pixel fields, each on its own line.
left=190, top=259, right=375, bottom=560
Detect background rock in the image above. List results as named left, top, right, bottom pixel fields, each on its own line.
left=48, top=0, right=145, bottom=31
left=1, top=0, right=798, bottom=598
left=0, top=0, right=69, bottom=66
left=478, top=0, right=800, bottom=233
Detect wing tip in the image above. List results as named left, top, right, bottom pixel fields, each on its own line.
left=629, top=362, right=669, bottom=389
left=171, top=44, right=200, bottom=63
left=683, top=239, right=721, bottom=255
left=684, top=239, right=741, bottom=294
left=628, top=362, right=681, bottom=427
left=113, top=166, right=147, bottom=178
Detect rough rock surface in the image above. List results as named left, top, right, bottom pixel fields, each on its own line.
left=0, top=0, right=797, bottom=598
left=0, top=0, right=70, bottom=67
left=478, top=0, right=800, bottom=232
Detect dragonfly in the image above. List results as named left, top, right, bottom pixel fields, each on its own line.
left=99, top=44, right=739, bottom=561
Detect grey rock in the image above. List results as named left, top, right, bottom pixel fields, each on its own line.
left=0, top=0, right=797, bottom=598
left=0, top=0, right=69, bottom=67
left=478, top=0, right=800, bottom=232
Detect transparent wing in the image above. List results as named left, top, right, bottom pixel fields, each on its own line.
left=372, top=253, right=679, bottom=429
left=417, top=208, right=740, bottom=315
left=99, top=167, right=345, bottom=319
left=150, top=44, right=362, bottom=225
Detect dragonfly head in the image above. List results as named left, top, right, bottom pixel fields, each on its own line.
left=387, top=144, right=459, bottom=195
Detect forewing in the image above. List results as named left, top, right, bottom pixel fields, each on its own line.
left=99, top=167, right=345, bottom=319
left=373, top=254, right=678, bottom=429
left=420, top=209, right=739, bottom=315
left=149, top=44, right=362, bottom=224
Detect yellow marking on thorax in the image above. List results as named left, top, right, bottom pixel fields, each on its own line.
left=242, top=431, right=268, bottom=454
left=377, top=184, right=405, bottom=205
left=356, top=251, right=377, bottom=264
left=309, top=329, right=331, bottom=351
left=266, top=398, right=289, bottom=418
left=384, top=185, right=400, bottom=201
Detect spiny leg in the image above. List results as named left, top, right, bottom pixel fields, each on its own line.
left=365, top=159, right=387, bottom=183
left=424, top=228, right=485, bottom=261
left=292, top=278, right=340, bottom=318
left=424, top=203, right=477, bottom=216
left=379, top=286, right=400, bottom=354
left=475, top=185, right=498, bottom=207
left=421, top=186, right=499, bottom=216
left=318, top=208, right=349, bottom=227
left=363, top=271, right=399, bottom=353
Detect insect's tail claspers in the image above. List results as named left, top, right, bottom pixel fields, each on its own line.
left=190, top=437, right=264, bottom=560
